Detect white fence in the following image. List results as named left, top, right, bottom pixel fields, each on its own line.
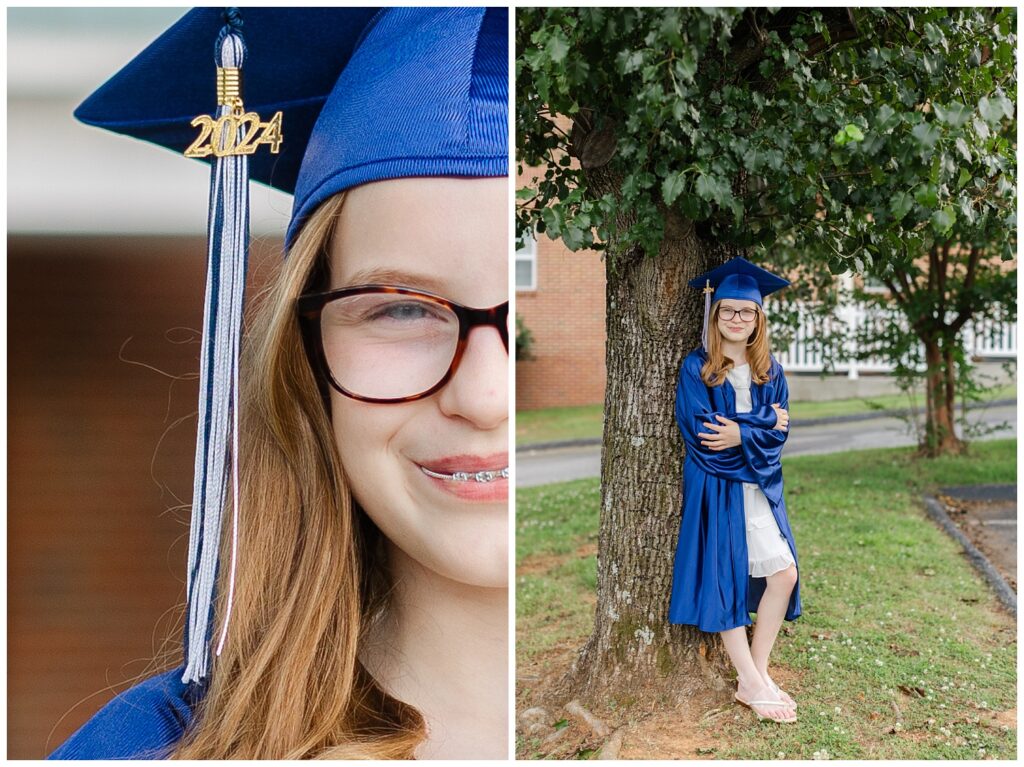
left=774, top=302, right=1017, bottom=378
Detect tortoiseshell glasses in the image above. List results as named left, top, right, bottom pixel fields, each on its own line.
left=297, top=285, right=509, bottom=403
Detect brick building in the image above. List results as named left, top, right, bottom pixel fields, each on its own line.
left=515, top=231, right=607, bottom=411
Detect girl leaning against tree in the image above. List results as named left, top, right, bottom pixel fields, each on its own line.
left=669, top=257, right=802, bottom=723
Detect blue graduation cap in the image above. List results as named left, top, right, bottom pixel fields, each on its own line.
left=74, top=7, right=508, bottom=692
left=689, top=256, right=789, bottom=351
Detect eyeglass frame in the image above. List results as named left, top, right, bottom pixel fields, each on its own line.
left=296, top=284, right=509, bottom=404
left=717, top=305, right=760, bottom=323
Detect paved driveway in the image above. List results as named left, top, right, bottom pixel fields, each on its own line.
left=516, top=404, right=1017, bottom=488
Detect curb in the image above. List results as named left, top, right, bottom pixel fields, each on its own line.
left=517, top=398, right=1016, bottom=454
left=921, top=493, right=1017, bottom=617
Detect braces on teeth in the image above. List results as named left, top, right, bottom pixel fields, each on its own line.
left=422, top=467, right=509, bottom=482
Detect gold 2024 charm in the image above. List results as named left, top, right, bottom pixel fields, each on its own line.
left=184, top=65, right=282, bottom=158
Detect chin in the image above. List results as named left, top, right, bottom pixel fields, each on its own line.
left=419, top=497, right=509, bottom=588
left=366, top=486, right=509, bottom=590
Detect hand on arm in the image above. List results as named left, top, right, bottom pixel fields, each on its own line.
left=676, top=356, right=791, bottom=454
left=699, top=401, right=786, bottom=450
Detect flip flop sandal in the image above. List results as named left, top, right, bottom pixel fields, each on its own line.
left=734, top=693, right=797, bottom=723
left=769, top=681, right=797, bottom=709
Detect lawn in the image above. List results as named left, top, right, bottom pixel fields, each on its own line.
left=514, top=384, right=1016, bottom=447
left=516, top=438, right=1017, bottom=759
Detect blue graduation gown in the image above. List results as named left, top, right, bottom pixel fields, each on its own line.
left=47, top=667, right=193, bottom=759
left=668, top=348, right=801, bottom=632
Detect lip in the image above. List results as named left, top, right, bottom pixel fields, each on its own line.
left=415, top=452, right=509, bottom=503
left=727, top=326, right=745, bottom=332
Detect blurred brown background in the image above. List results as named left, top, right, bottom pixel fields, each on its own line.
left=8, top=236, right=283, bottom=757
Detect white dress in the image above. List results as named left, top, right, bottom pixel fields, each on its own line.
left=726, top=363, right=796, bottom=578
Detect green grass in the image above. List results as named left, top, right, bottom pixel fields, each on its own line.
left=792, top=383, right=1016, bottom=421
left=516, top=404, right=604, bottom=446
left=514, top=385, right=1016, bottom=447
left=517, top=439, right=1017, bottom=759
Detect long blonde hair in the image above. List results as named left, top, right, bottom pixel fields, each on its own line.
left=700, top=299, right=772, bottom=388
left=172, top=194, right=426, bottom=758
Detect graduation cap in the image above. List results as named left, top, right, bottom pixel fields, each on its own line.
left=689, top=256, right=789, bottom=351
left=74, top=6, right=508, bottom=692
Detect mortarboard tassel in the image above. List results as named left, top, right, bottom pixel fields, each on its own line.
left=701, top=279, right=712, bottom=352
left=182, top=11, right=250, bottom=689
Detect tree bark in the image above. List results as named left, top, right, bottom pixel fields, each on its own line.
left=564, top=193, right=743, bottom=705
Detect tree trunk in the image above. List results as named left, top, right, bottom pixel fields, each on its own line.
left=564, top=207, right=743, bottom=706
left=921, top=335, right=964, bottom=456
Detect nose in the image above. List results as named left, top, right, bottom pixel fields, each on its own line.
left=436, top=325, right=508, bottom=430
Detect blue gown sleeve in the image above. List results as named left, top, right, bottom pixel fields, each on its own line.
left=47, top=667, right=192, bottom=760
left=737, top=360, right=790, bottom=489
left=675, top=356, right=780, bottom=438
left=675, top=355, right=782, bottom=441
left=674, top=353, right=787, bottom=483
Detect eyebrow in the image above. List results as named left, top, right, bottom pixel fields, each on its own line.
left=340, top=267, right=449, bottom=294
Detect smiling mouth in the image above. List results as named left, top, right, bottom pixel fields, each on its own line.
left=420, top=466, right=509, bottom=482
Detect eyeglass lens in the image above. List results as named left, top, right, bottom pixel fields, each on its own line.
left=321, top=293, right=457, bottom=400
left=720, top=307, right=757, bottom=322
left=319, top=292, right=508, bottom=400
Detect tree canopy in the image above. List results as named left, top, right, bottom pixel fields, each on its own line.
left=516, top=7, right=1016, bottom=277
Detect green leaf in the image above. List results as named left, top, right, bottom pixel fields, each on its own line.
left=959, top=198, right=976, bottom=224
left=890, top=191, right=913, bottom=221
left=540, top=206, right=562, bottom=239
left=676, top=50, right=698, bottom=82
left=933, top=102, right=972, bottom=128
left=954, top=137, right=972, bottom=163
left=911, top=122, right=941, bottom=150
left=546, top=29, right=571, bottom=64
left=843, top=123, right=865, bottom=142
left=562, top=223, right=586, bottom=251
left=694, top=173, right=732, bottom=206
left=662, top=172, right=687, bottom=206
left=876, top=104, right=899, bottom=131
left=914, top=184, right=938, bottom=208
left=617, top=48, right=644, bottom=74
left=930, top=205, right=956, bottom=234
left=978, top=94, right=1013, bottom=124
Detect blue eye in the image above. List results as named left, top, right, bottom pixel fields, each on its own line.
left=366, top=300, right=450, bottom=324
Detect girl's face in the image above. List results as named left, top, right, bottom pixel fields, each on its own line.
left=326, top=177, right=508, bottom=588
left=716, top=299, right=760, bottom=344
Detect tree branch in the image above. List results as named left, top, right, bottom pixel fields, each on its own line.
left=949, top=243, right=983, bottom=333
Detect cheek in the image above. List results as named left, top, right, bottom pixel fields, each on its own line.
left=329, top=395, right=404, bottom=491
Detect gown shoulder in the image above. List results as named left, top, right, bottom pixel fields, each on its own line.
left=47, top=666, right=193, bottom=760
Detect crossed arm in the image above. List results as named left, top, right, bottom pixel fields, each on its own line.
left=675, top=359, right=791, bottom=454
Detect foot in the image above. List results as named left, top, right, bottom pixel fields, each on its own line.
left=761, top=673, right=796, bottom=709
left=734, top=679, right=796, bottom=723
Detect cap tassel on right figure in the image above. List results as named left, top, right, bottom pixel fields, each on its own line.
left=701, top=279, right=713, bottom=352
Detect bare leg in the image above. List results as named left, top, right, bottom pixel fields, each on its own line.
left=750, top=564, right=798, bottom=705
left=720, top=626, right=795, bottom=721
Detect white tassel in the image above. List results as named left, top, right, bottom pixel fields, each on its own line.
left=182, top=27, right=249, bottom=688
left=701, top=279, right=712, bottom=352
